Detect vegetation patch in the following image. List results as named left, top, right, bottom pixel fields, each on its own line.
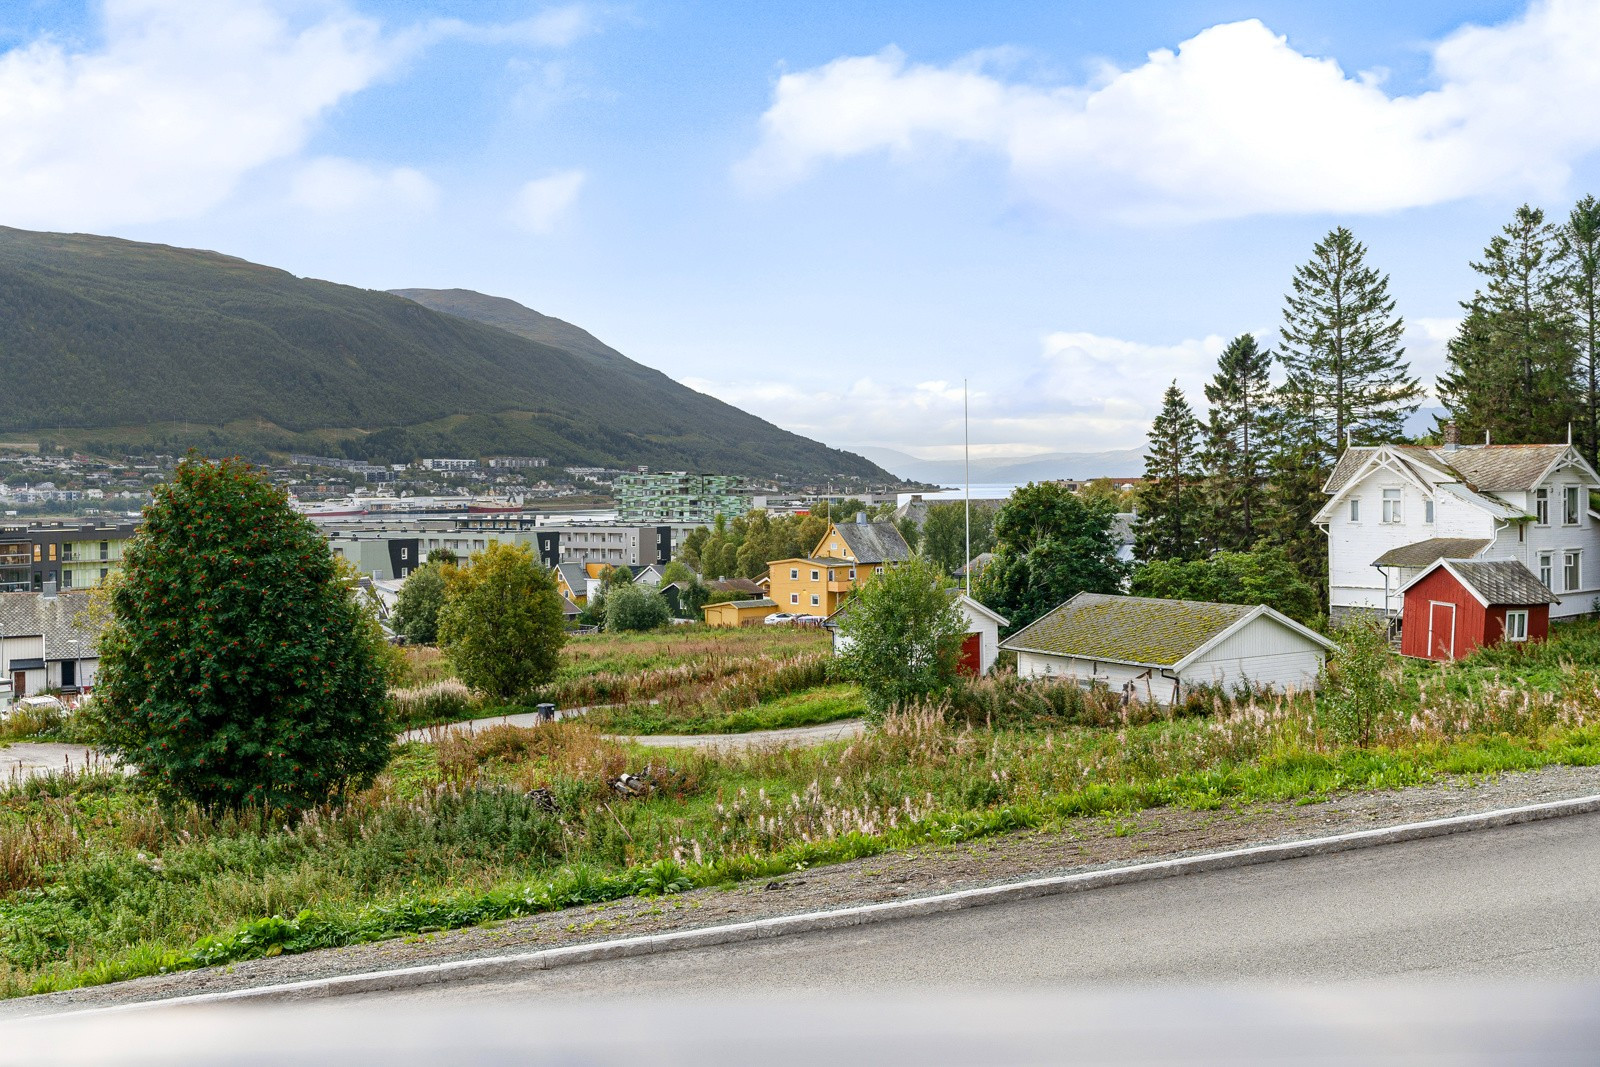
left=583, top=683, right=865, bottom=735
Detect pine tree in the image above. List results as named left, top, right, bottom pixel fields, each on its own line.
left=1200, top=334, right=1274, bottom=552
left=1565, top=195, right=1600, bottom=466
left=1280, top=227, right=1420, bottom=451
left=1438, top=204, right=1578, bottom=445
left=1134, top=382, right=1203, bottom=562
left=1260, top=377, right=1331, bottom=583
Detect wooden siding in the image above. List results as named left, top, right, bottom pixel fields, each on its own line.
left=1398, top=566, right=1550, bottom=659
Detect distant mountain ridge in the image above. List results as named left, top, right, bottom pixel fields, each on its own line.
left=857, top=446, right=1148, bottom=485
left=0, top=227, right=892, bottom=481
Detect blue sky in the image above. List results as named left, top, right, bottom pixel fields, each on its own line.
left=2, top=0, right=1595, bottom=462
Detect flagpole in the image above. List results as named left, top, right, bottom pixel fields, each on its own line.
left=964, top=378, right=971, bottom=597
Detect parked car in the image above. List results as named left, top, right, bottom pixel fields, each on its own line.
left=764, top=612, right=797, bottom=626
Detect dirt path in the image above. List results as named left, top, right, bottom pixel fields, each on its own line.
left=0, top=742, right=108, bottom=784
left=10, top=762, right=1600, bottom=1017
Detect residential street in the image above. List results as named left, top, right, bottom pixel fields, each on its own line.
left=355, top=809, right=1600, bottom=1003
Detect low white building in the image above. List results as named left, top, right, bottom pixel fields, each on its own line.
left=1000, top=592, right=1334, bottom=704
left=1318, top=438, right=1600, bottom=623
left=0, top=590, right=104, bottom=712
left=825, top=592, right=1010, bottom=676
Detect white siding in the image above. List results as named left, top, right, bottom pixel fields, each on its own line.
left=1016, top=651, right=1177, bottom=703
left=958, top=601, right=1003, bottom=675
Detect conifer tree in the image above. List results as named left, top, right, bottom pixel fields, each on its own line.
left=1565, top=196, right=1600, bottom=466
left=1134, top=382, right=1203, bottom=562
left=1260, top=377, right=1331, bottom=581
left=1200, top=334, right=1274, bottom=552
left=1280, top=227, right=1420, bottom=451
left=1438, top=204, right=1578, bottom=445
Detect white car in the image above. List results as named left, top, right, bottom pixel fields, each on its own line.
left=763, top=612, right=797, bottom=626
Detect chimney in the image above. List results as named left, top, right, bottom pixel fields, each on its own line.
left=1443, top=421, right=1460, bottom=451
left=855, top=511, right=867, bottom=525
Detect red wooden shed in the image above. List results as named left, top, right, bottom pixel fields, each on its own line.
left=1398, top=559, right=1559, bottom=661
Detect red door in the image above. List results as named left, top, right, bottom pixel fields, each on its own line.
left=1428, top=602, right=1457, bottom=660
left=957, top=632, right=982, bottom=676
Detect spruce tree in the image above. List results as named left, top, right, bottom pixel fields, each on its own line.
left=1134, top=382, right=1203, bottom=562
left=1566, top=195, right=1600, bottom=466
left=1437, top=204, right=1578, bottom=444
left=1280, top=227, right=1420, bottom=450
left=1260, top=377, right=1331, bottom=583
left=1200, top=334, right=1274, bottom=552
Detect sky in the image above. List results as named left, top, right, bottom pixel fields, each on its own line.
left=2, top=0, right=1598, bottom=464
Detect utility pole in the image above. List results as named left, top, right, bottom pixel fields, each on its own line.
left=964, top=379, right=971, bottom=597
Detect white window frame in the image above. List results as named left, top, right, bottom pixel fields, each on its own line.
left=810, top=594, right=820, bottom=606
left=1566, top=550, right=1583, bottom=592
left=790, top=593, right=799, bottom=605
left=1424, top=498, right=1435, bottom=524
left=1565, top=485, right=1582, bottom=526
left=1539, top=552, right=1554, bottom=589
left=1504, top=610, right=1529, bottom=642
left=1381, top=488, right=1402, bottom=524
left=1536, top=487, right=1549, bottom=525
left=810, top=569, right=820, bottom=581
left=1349, top=498, right=1360, bottom=522
left=789, top=568, right=799, bottom=580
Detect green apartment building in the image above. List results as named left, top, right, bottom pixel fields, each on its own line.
left=614, top=473, right=750, bottom=524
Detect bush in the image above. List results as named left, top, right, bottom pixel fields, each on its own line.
left=392, top=562, right=450, bottom=645
left=1321, top=616, right=1405, bottom=746
left=437, top=543, right=566, bottom=701
left=604, top=584, right=671, bottom=633
left=89, top=457, right=394, bottom=812
left=838, top=556, right=965, bottom=718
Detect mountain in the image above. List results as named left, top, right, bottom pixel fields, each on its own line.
left=856, top=446, right=1148, bottom=485
left=0, top=227, right=893, bottom=482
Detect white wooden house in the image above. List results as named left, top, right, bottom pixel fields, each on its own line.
left=1000, top=592, right=1334, bottom=704
left=0, top=590, right=104, bottom=713
left=1316, top=438, right=1600, bottom=623
left=824, top=592, right=1009, bottom=676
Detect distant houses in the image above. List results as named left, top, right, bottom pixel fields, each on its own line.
left=0, top=590, right=105, bottom=711
left=766, top=516, right=912, bottom=617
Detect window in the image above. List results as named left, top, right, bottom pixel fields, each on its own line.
left=1505, top=610, right=1529, bottom=642
left=827, top=569, right=835, bottom=581
left=849, top=568, right=856, bottom=580
left=810, top=594, right=820, bottom=606
left=99, top=541, right=109, bottom=561
left=1424, top=499, right=1435, bottom=524
left=47, top=543, right=56, bottom=561
left=60, top=570, right=72, bottom=589
left=790, top=568, right=799, bottom=580
left=99, top=568, right=108, bottom=582
left=1536, top=488, right=1550, bottom=525
left=32, top=544, right=40, bottom=562
left=1565, top=549, right=1582, bottom=592
left=1349, top=498, right=1360, bottom=522
left=790, top=593, right=799, bottom=605
left=1540, top=552, right=1554, bottom=589
left=399, top=547, right=409, bottom=561
left=1565, top=486, right=1581, bottom=525
left=810, top=569, right=819, bottom=581
left=1382, top=488, right=1402, bottom=524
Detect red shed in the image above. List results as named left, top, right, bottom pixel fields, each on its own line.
left=1398, top=559, right=1559, bottom=661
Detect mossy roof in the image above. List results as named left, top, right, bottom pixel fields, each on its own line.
left=1000, top=592, right=1257, bottom=667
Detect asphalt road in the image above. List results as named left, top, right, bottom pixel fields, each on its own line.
left=361, top=810, right=1600, bottom=1003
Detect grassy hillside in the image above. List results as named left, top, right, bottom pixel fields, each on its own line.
left=0, top=228, right=891, bottom=480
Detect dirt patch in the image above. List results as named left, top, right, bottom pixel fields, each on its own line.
left=8, top=762, right=1600, bottom=1017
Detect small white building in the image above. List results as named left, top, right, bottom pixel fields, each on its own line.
left=0, top=590, right=104, bottom=712
left=825, top=592, right=1010, bottom=676
left=1318, top=438, right=1600, bottom=624
left=1000, top=592, right=1334, bottom=704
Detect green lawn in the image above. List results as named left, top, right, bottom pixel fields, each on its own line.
left=582, top=683, right=865, bottom=735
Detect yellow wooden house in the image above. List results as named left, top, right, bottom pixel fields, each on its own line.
left=765, top=518, right=912, bottom=616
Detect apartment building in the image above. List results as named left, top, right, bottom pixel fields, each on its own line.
left=0, top=521, right=139, bottom=593
left=615, top=472, right=750, bottom=524
left=319, top=517, right=686, bottom=579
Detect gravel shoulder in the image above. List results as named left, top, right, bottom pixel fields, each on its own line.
left=8, top=761, right=1600, bottom=1018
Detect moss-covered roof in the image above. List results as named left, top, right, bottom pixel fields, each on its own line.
left=1000, top=592, right=1256, bottom=667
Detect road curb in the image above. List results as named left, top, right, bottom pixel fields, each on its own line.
left=35, top=791, right=1600, bottom=1016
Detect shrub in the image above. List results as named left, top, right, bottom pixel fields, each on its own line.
left=1321, top=616, right=1405, bottom=746
left=437, top=542, right=566, bottom=702
left=392, top=562, right=450, bottom=645
left=604, top=584, right=671, bottom=633
left=89, top=457, right=394, bottom=812
left=838, top=556, right=965, bottom=719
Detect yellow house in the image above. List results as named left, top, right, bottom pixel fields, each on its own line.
left=766, top=518, right=911, bottom=616
left=703, top=597, right=778, bottom=627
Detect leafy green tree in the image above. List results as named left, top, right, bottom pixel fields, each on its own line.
left=1565, top=195, right=1600, bottom=466
left=426, top=547, right=459, bottom=566
left=1438, top=204, right=1578, bottom=445
left=1129, top=547, right=1320, bottom=625
left=678, top=578, right=712, bottom=619
left=605, top=583, right=672, bottom=632
left=437, top=542, right=566, bottom=701
left=1280, top=226, right=1420, bottom=450
left=838, top=556, right=966, bottom=718
left=392, top=561, right=450, bottom=644
left=1321, top=616, right=1405, bottom=746
left=896, top=515, right=921, bottom=553
left=920, top=501, right=996, bottom=574
left=974, top=481, right=1126, bottom=633
left=91, top=457, right=393, bottom=811
left=1078, top=478, right=1134, bottom=512
left=601, top=564, right=635, bottom=591
left=660, top=560, right=696, bottom=584
left=1201, top=335, right=1275, bottom=552
left=1135, top=382, right=1204, bottom=562
left=679, top=526, right=710, bottom=570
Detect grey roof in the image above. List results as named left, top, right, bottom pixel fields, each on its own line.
left=0, top=591, right=104, bottom=658
left=708, top=577, right=764, bottom=595
left=559, top=595, right=582, bottom=616
left=1325, top=443, right=1578, bottom=496
left=953, top=552, right=994, bottom=578
left=1110, top=513, right=1136, bottom=545
left=1432, top=560, right=1561, bottom=606
left=555, top=562, right=588, bottom=591
left=1372, top=537, right=1493, bottom=569
left=1001, top=593, right=1258, bottom=667
left=704, top=597, right=777, bottom=611
left=834, top=521, right=912, bottom=564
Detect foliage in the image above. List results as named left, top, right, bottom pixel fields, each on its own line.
left=583, top=683, right=862, bottom=735
left=837, top=556, right=965, bottom=718
left=974, top=481, right=1127, bottom=633
left=1438, top=204, right=1580, bottom=447
left=659, top=560, right=696, bottom=585
left=426, top=548, right=459, bottom=566
left=1200, top=334, right=1275, bottom=553
left=89, top=457, right=393, bottom=811
left=1568, top=196, right=1600, bottom=469
left=1128, top=547, right=1322, bottom=625
left=1321, top=616, right=1406, bottom=746
left=604, top=584, right=672, bottom=633
left=437, top=543, right=567, bottom=701
left=1078, top=478, right=1134, bottom=512
left=1135, top=382, right=1205, bottom=562
left=392, top=561, right=450, bottom=645
left=683, top=510, right=832, bottom=580
left=919, top=501, right=996, bottom=574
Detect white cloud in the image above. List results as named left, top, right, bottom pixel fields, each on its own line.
left=289, top=157, right=438, bottom=214
left=685, top=331, right=1229, bottom=454
left=738, top=0, right=1600, bottom=220
left=424, top=5, right=598, bottom=49
left=509, top=170, right=587, bottom=233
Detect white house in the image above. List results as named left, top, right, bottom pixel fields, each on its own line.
left=1000, top=592, right=1335, bottom=704
left=824, top=592, right=1010, bottom=676
left=1317, top=437, right=1600, bottom=624
left=0, top=590, right=104, bottom=713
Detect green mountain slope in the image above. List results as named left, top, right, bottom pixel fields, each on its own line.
left=0, top=228, right=890, bottom=481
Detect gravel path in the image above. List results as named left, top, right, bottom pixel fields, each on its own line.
left=9, top=761, right=1600, bottom=1016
